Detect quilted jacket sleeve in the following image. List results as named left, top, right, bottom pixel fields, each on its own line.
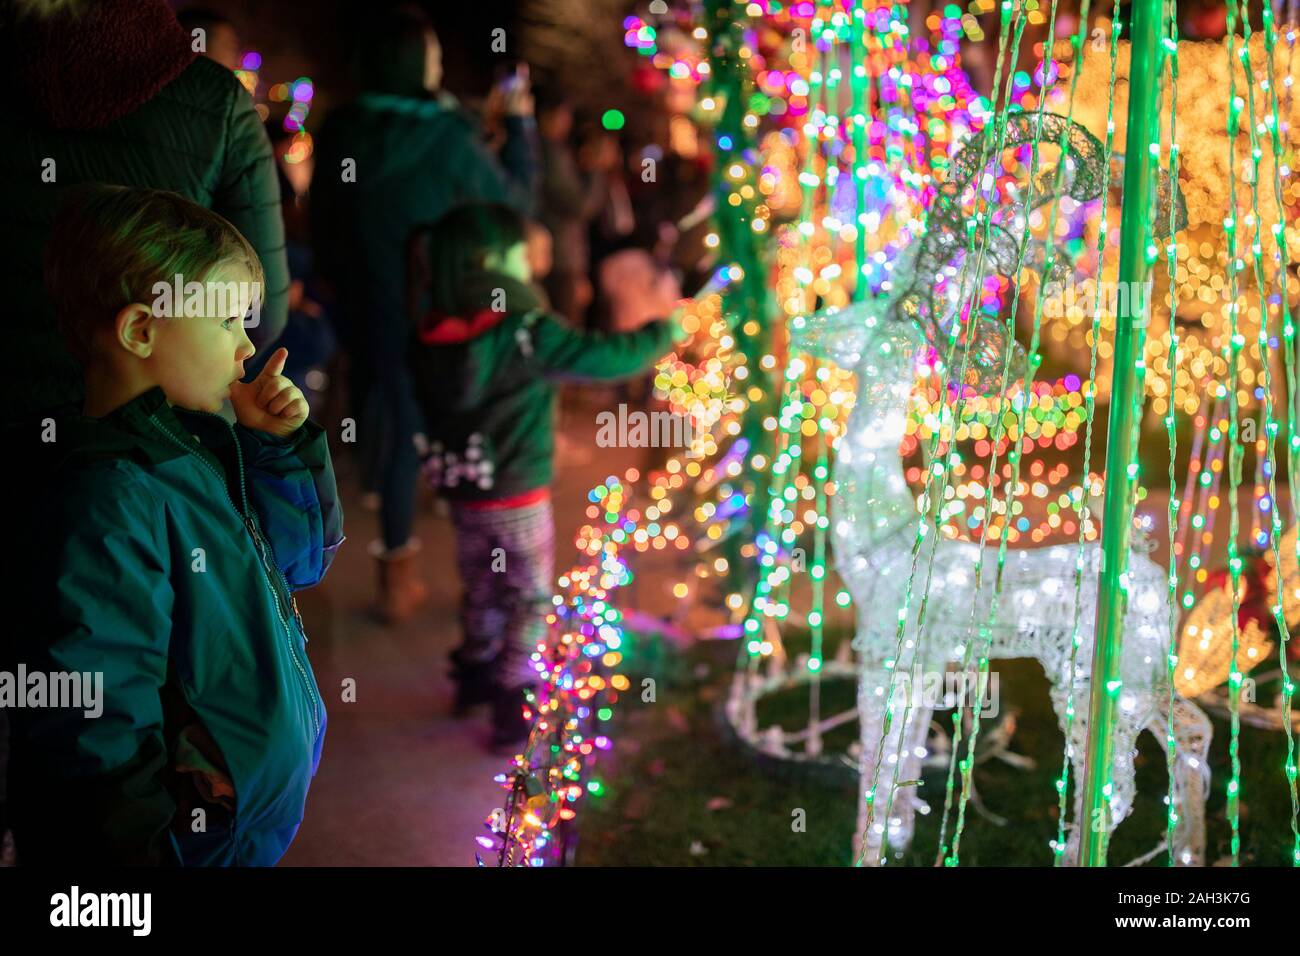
left=236, top=420, right=345, bottom=590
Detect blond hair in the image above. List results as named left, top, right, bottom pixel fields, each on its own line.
left=44, top=185, right=264, bottom=362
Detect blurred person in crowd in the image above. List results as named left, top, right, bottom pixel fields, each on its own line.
left=406, top=202, right=685, bottom=748
left=581, top=125, right=636, bottom=328
left=311, top=3, right=538, bottom=625
left=590, top=245, right=683, bottom=407
left=596, top=248, right=683, bottom=336
left=265, top=120, right=312, bottom=240
left=176, top=5, right=242, bottom=72
left=624, top=112, right=713, bottom=298
left=523, top=219, right=555, bottom=296
left=265, top=120, right=336, bottom=414
left=536, top=92, right=608, bottom=326
left=279, top=246, right=337, bottom=417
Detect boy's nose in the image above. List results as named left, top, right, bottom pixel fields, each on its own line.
left=236, top=328, right=256, bottom=361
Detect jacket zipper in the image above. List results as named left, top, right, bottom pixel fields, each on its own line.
left=147, top=413, right=322, bottom=744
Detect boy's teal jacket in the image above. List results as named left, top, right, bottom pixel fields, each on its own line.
left=10, top=387, right=342, bottom=866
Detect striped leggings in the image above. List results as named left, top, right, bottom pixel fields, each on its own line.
left=448, top=498, right=554, bottom=690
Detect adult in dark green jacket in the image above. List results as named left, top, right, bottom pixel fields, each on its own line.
left=11, top=387, right=342, bottom=866
left=0, top=0, right=290, bottom=423
left=311, top=6, right=537, bottom=621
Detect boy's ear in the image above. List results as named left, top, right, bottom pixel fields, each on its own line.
left=114, top=303, right=159, bottom=359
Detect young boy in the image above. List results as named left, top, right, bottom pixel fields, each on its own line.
left=10, top=185, right=343, bottom=865
left=407, top=202, right=686, bottom=750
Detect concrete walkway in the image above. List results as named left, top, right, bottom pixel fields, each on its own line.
left=281, top=393, right=644, bottom=866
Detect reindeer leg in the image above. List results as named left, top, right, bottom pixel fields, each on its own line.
left=1054, top=692, right=1146, bottom=865
left=1051, top=668, right=1157, bottom=865
left=855, top=663, right=911, bottom=865
left=1106, top=701, right=1145, bottom=843
left=1048, top=672, right=1091, bottom=866
left=1149, top=694, right=1211, bottom=866
left=888, top=698, right=934, bottom=852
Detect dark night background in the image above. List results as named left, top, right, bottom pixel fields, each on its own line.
left=176, top=1, right=529, bottom=116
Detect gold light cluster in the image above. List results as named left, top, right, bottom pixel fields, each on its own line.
left=1029, top=31, right=1300, bottom=420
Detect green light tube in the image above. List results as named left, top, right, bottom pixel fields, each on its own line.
left=1079, top=0, right=1164, bottom=868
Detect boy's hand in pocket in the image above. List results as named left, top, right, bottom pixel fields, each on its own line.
left=231, top=348, right=308, bottom=437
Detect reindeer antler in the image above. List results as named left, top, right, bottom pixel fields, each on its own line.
left=892, top=113, right=1104, bottom=394
left=788, top=112, right=1186, bottom=397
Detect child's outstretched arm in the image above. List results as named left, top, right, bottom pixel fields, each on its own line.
left=530, top=309, right=685, bottom=382
left=19, top=465, right=182, bottom=865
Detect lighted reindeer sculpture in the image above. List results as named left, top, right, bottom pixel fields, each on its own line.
left=788, top=113, right=1211, bottom=866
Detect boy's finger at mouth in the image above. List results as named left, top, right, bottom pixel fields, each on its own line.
left=259, top=376, right=287, bottom=402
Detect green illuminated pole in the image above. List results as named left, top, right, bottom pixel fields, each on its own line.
left=1079, top=0, right=1163, bottom=867
left=702, top=0, right=775, bottom=592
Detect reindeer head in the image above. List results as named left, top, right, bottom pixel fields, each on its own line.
left=789, top=277, right=923, bottom=405
left=788, top=289, right=928, bottom=552
left=788, top=112, right=1187, bottom=401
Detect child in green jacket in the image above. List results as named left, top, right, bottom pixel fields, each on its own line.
left=11, top=185, right=343, bottom=865
left=407, top=202, right=686, bottom=750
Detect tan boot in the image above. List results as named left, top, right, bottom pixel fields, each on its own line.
left=370, top=538, right=430, bottom=626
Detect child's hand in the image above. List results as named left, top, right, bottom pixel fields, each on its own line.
left=230, top=348, right=308, bottom=437
left=668, top=306, right=691, bottom=344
